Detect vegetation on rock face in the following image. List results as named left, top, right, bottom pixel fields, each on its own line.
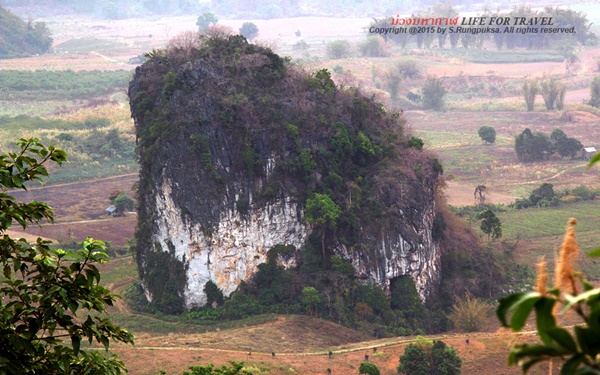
left=0, top=5, right=52, bottom=59
left=0, top=138, right=134, bottom=374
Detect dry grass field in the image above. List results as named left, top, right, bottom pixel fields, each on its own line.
left=10, top=174, right=137, bottom=246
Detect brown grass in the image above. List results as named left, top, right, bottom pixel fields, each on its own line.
left=11, top=174, right=138, bottom=246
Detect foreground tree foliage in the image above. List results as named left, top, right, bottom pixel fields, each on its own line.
left=0, top=138, right=134, bottom=374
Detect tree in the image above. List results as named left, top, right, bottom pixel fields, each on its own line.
left=239, top=22, right=258, bottom=40
left=478, top=126, right=496, bottom=144
left=204, top=280, right=224, bottom=307
left=540, top=77, right=565, bottom=110
left=398, top=343, right=429, bottom=375
left=551, top=128, right=583, bottom=159
left=398, top=339, right=461, bottom=375
left=514, top=128, right=553, bottom=162
left=528, top=182, right=555, bottom=207
left=358, top=362, right=380, bottom=375
left=113, top=192, right=135, bottom=214
left=430, top=341, right=462, bottom=375
left=183, top=361, right=251, bottom=375
left=589, top=76, right=600, bottom=108
left=301, top=286, right=320, bottom=317
left=522, top=79, right=539, bottom=111
left=422, top=76, right=446, bottom=111
left=555, top=137, right=583, bottom=159
left=479, top=209, right=502, bottom=242
left=304, top=193, right=342, bottom=261
left=325, top=40, right=353, bottom=59
left=550, top=128, right=567, bottom=142
left=196, top=12, right=218, bottom=31
left=474, top=185, right=486, bottom=204
left=0, top=138, right=134, bottom=374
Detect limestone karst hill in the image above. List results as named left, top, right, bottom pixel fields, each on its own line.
left=129, top=34, right=452, bottom=314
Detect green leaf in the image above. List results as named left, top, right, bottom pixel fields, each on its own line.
left=497, top=291, right=542, bottom=330
left=546, top=327, right=577, bottom=352
left=564, top=289, right=600, bottom=312
left=535, top=297, right=557, bottom=345
left=561, top=354, right=585, bottom=375
left=71, top=335, right=81, bottom=355
left=497, top=291, right=541, bottom=327
left=574, top=326, right=600, bottom=356
left=587, top=152, right=600, bottom=168
left=510, top=295, right=540, bottom=331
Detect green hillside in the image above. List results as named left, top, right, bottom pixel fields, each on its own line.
left=0, top=5, right=52, bottom=58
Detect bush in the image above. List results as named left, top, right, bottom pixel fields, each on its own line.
left=113, top=192, right=135, bottom=213
left=396, top=58, right=422, bottom=79
left=359, top=362, right=380, bottom=375
left=183, top=361, right=250, bottom=375
left=325, top=40, right=353, bottom=59
left=358, top=36, right=388, bottom=57
left=478, top=126, right=496, bottom=144
left=398, top=340, right=461, bottom=375
left=449, top=295, right=492, bottom=332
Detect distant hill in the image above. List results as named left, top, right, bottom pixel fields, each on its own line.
left=0, top=5, right=52, bottom=59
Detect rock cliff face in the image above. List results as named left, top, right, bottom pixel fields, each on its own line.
left=129, top=36, right=443, bottom=312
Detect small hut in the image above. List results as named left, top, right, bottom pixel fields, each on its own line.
left=105, top=205, right=118, bottom=217
left=582, top=147, right=597, bottom=161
